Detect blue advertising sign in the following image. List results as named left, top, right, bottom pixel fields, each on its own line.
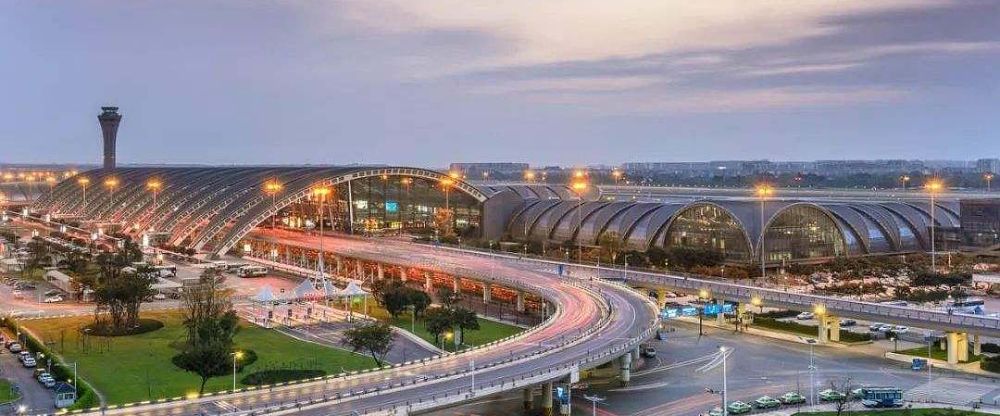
left=385, top=201, right=399, bottom=213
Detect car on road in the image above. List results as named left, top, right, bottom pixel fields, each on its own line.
left=818, top=389, right=847, bottom=401
left=703, top=407, right=724, bottom=416
left=641, top=346, right=656, bottom=358
left=796, top=312, right=814, bottom=320
left=22, top=357, right=37, bottom=367
left=6, top=341, right=23, bottom=353
left=780, top=392, right=807, bottom=404
left=893, top=325, right=909, bottom=333
left=18, top=351, right=31, bottom=362
left=43, top=294, right=64, bottom=303
left=839, top=319, right=857, bottom=327
left=869, top=322, right=886, bottom=331
left=153, top=293, right=167, bottom=300
left=37, top=372, right=56, bottom=388
left=754, top=395, right=781, bottom=409
left=12, top=289, right=24, bottom=299
left=726, top=401, right=752, bottom=414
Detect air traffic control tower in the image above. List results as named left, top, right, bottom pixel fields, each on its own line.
left=98, top=106, right=122, bottom=170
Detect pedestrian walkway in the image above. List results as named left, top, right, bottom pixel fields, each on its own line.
left=758, top=401, right=1000, bottom=415
left=906, top=377, right=1000, bottom=407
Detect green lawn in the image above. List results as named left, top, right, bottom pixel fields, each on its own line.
left=795, top=409, right=990, bottom=415
left=0, top=378, right=17, bottom=403
left=388, top=314, right=522, bottom=352
left=21, top=310, right=378, bottom=406
left=896, top=344, right=980, bottom=363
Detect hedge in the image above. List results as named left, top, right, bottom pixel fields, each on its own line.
left=982, top=355, right=1000, bottom=373
left=241, top=369, right=326, bottom=385
left=0, top=317, right=100, bottom=409
left=752, top=317, right=871, bottom=342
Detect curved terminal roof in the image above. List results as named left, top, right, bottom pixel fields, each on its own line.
left=33, top=166, right=487, bottom=256
left=505, top=197, right=960, bottom=261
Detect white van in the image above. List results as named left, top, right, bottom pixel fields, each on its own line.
left=236, top=265, right=268, bottom=278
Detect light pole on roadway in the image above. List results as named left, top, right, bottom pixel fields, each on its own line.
left=583, top=394, right=606, bottom=416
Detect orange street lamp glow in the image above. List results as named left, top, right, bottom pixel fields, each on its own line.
left=925, top=179, right=944, bottom=192
left=146, top=179, right=162, bottom=191
left=440, top=177, right=455, bottom=187
left=104, top=178, right=119, bottom=188
left=571, top=181, right=588, bottom=192
left=754, top=184, right=774, bottom=197
left=263, top=180, right=283, bottom=194
left=524, top=170, right=536, bottom=181
left=448, top=171, right=460, bottom=179
left=77, top=177, right=90, bottom=186
left=312, top=187, right=331, bottom=198
left=573, top=170, right=586, bottom=179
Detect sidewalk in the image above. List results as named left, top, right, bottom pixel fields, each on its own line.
left=758, top=402, right=1000, bottom=415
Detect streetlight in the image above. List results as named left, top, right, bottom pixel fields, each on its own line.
left=45, top=176, right=57, bottom=198
left=104, top=177, right=119, bottom=207
left=232, top=351, right=244, bottom=391
left=524, top=170, right=536, bottom=183
left=571, top=180, right=588, bottom=263
left=985, top=173, right=994, bottom=192
left=146, top=179, right=162, bottom=222
left=77, top=177, right=90, bottom=211
left=263, top=179, right=284, bottom=229
left=900, top=175, right=911, bottom=190
left=754, top=184, right=774, bottom=278
left=925, top=179, right=943, bottom=271
left=583, top=394, right=606, bottom=416
left=312, top=186, right=331, bottom=281
left=611, top=170, right=623, bottom=186
left=798, top=337, right=818, bottom=406
left=719, top=346, right=729, bottom=415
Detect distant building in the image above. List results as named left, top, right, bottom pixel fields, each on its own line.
left=449, top=162, right=530, bottom=179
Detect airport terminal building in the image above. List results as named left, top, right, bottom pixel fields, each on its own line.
left=27, top=165, right=987, bottom=266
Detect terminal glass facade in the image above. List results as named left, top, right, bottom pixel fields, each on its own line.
left=663, top=204, right=751, bottom=262
left=763, top=205, right=847, bottom=262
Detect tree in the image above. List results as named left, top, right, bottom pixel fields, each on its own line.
left=383, top=287, right=412, bottom=318
left=597, top=232, right=623, bottom=263
left=174, top=270, right=240, bottom=394
left=828, top=379, right=854, bottom=415
left=437, top=287, right=460, bottom=308
left=342, top=322, right=394, bottom=366
left=424, top=307, right=453, bottom=344
left=91, top=239, right=156, bottom=332
left=451, top=307, right=480, bottom=345
left=409, top=290, right=432, bottom=317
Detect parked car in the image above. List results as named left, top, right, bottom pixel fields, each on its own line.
left=796, top=312, right=814, bottom=320
left=703, top=407, right=724, bottom=416
left=22, top=357, right=37, bottom=368
left=18, top=351, right=31, bottom=363
left=43, top=295, right=64, bottom=303
left=869, top=323, right=886, bottom=331
left=727, top=401, right=753, bottom=414
left=37, top=372, right=56, bottom=388
left=7, top=342, right=22, bottom=353
left=780, top=391, right=807, bottom=404
left=839, top=319, right=857, bottom=327
left=893, top=325, right=909, bottom=333
left=754, top=395, right=781, bottom=409
left=153, top=293, right=167, bottom=300
left=818, top=389, right=847, bottom=401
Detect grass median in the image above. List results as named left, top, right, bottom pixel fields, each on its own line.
left=21, top=310, right=377, bottom=406
left=795, top=409, right=990, bottom=415
left=896, top=344, right=980, bottom=363
left=0, top=379, right=17, bottom=403
left=356, top=303, right=523, bottom=352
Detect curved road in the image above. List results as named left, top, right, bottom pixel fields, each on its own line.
left=83, top=234, right=658, bottom=416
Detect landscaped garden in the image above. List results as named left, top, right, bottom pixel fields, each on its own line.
left=896, top=344, right=980, bottom=363
left=20, top=310, right=377, bottom=406
left=0, top=378, right=18, bottom=403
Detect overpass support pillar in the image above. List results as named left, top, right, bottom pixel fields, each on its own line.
left=516, top=291, right=525, bottom=313
left=716, top=299, right=726, bottom=325
left=522, top=387, right=533, bottom=411
left=974, top=334, right=982, bottom=356
left=559, top=380, right=572, bottom=415
left=656, top=288, right=668, bottom=308
left=946, top=332, right=969, bottom=364
left=619, top=351, right=633, bottom=386
left=376, top=263, right=383, bottom=280
left=335, top=256, right=343, bottom=275
left=355, top=261, right=363, bottom=279
left=453, top=276, right=460, bottom=293
left=541, top=382, right=553, bottom=416
left=817, top=315, right=840, bottom=343
left=483, top=283, right=492, bottom=303
left=424, top=272, right=433, bottom=292
left=400, top=267, right=407, bottom=282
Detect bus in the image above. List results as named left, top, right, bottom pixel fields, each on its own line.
left=236, top=265, right=268, bottom=278
left=949, top=298, right=986, bottom=314
left=859, top=387, right=903, bottom=408
left=154, top=265, right=177, bottom=277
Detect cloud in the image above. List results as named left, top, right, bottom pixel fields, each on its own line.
left=466, top=75, right=663, bottom=95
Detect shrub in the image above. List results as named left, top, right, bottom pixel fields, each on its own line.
left=758, top=310, right=799, bottom=319
left=241, top=369, right=326, bottom=385
left=982, top=355, right=1000, bottom=373
left=82, top=318, right=164, bottom=336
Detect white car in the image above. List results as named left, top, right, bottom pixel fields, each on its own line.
left=43, top=295, right=64, bottom=303
left=153, top=293, right=167, bottom=300
left=22, top=357, right=37, bottom=368
left=796, top=312, right=815, bottom=320
left=893, top=325, right=909, bottom=333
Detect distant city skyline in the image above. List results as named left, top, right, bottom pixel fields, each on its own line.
left=2, top=1, right=998, bottom=166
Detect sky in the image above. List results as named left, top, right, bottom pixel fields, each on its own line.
left=1, top=1, right=998, bottom=167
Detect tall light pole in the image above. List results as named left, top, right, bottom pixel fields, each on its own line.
left=611, top=169, right=623, bottom=186
left=524, top=170, right=536, bottom=183
left=231, top=350, right=244, bottom=391
left=146, top=179, right=162, bottom=229
left=313, top=186, right=331, bottom=281
left=720, top=345, right=729, bottom=416
left=77, top=177, right=90, bottom=213
left=571, top=179, right=589, bottom=263
left=264, top=179, right=283, bottom=229
left=754, top=184, right=774, bottom=278
left=45, top=176, right=57, bottom=199
left=925, top=179, right=943, bottom=271
left=104, top=177, right=119, bottom=213
left=985, top=173, right=994, bottom=192
left=583, top=394, right=605, bottom=416
left=900, top=175, right=910, bottom=190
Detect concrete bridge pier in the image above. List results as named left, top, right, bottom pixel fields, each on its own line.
left=619, top=350, right=633, bottom=386
left=516, top=291, right=525, bottom=313
left=656, top=288, right=668, bottom=308
left=453, top=276, right=460, bottom=292
left=559, top=379, right=572, bottom=415
left=541, top=381, right=554, bottom=416
left=355, top=261, right=362, bottom=279
left=335, top=256, right=343, bottom=275
left=522, top=387, right=533, bottom=412
left=483, top=283, right=492, bottom=303
left=400, top=267, right=408, bottom=282
left=818, top=315, right=840, bottom=343
left=974, top=334, right=982, bottom=356
left=376, top=263, right=383, bottom=280
left=946, top=331, right=969, bottom=364
left=716, top=299, right=726, bottom=325
left=424, top=272, right=433, bottom=292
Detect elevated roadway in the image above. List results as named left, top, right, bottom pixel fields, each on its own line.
left=79, top=234, right=658, bottom=416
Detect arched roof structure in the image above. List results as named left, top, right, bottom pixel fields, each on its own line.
left=34, top=166, right=488, bottom=256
